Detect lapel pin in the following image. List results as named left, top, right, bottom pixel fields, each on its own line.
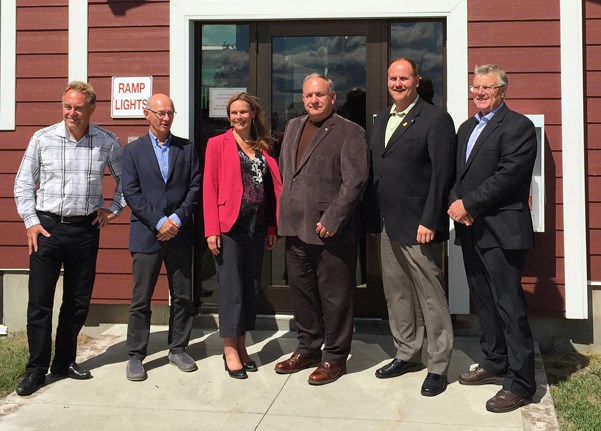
left=402, top=122, right=408, bottom=127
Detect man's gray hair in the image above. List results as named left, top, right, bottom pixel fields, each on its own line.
left=303, top=73, right=335, bottom=93
left=474, top=64, right=508, bottom=87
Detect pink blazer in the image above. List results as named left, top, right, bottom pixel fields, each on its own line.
left=203, top=129, right=282, bottom=237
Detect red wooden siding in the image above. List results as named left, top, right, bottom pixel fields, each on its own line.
left=0, top=1, right=171, bottom=304
left=469, top=0, right=564, bottom=317
left=1, top=1, right=593, bottom=313
left=587, top=0, right=601, bottom=291
left=87, top=0, right=171, bottom=303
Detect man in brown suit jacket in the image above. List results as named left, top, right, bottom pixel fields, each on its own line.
left=275, top=73, right=369, bottom=385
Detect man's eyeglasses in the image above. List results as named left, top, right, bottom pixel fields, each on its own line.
left=469, top=85, right=504, bottom=94
left=146, top=108, right=177, bottom=119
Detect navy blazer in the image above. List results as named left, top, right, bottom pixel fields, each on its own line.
left=450, top=103, right=537, bottom=249
left=122, top=132, right=201, bottom=253
left=364, top=98, right=457, bottom=245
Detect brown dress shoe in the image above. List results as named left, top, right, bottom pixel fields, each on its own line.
left=308, top=361, right=346, bottom=385
left=274, top=353, right=321, bottom=374
left=458, top=366, right=505, bottom=385
left=486, top=389, right=530, bottom=413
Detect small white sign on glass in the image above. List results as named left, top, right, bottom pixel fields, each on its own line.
left=209, top=87, right=247, bottom=118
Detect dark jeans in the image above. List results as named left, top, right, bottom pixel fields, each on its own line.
left=26, top=213, right=100, bottom=374
left=127, top=242, right=194, bottom=360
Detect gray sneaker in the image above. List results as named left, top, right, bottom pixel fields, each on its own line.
left=168, top=351, right=198, bottom=372
left=126, top=358, right=147, bottom=381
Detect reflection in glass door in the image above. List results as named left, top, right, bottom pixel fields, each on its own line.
left=270, top=36, right=367, bottom=135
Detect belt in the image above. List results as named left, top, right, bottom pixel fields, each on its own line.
left=38, top=211, right=96, bottom=224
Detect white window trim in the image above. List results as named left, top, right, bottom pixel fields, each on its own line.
left=170, top=0, right=471, bottom=313
left=169, top=0, right=469, bottom=137
left=560, top=0, right=587, bottom=319
left=0, top=0, right=16, bottom=130
left=69, top=0, right=88, bottom=81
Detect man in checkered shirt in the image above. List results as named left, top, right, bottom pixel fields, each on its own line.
left=13, top=81, right=126, bottom=396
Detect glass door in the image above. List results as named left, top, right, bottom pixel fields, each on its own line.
left=255, top=21, right=385, bottom=316
left=194, top=19, right=445, bottom=318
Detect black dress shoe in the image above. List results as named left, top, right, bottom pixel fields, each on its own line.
left=16, top=372, right=46, bottom=396
left=375, top=358, right=422, bottom=379
left=242, top=360, right=258, bottom=372
left=223, top=354, right=248, bottom=379
left=421, top=372, right=448, bottom=397
left=51, top=362, right=92, bottom=380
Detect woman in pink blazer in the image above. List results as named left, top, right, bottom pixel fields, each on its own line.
left=203, top=93, right=282, bottom=379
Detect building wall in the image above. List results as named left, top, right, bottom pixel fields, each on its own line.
left=0, top=0, right=172, bottom=304
left=586, top=1, right=601, bottom=283
left=468, top=0, right=564, bottom=316
left=1, top=1, right=68, bottom=270
left=0, top=0, right=589, bottom=317
left=86, top=0, right=171, bottom=303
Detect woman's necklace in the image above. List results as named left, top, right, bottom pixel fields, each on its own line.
left=234, top=131, right=256, bottom=158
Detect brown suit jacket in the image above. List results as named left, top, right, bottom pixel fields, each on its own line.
left=278, top=113, right=369, bottom=246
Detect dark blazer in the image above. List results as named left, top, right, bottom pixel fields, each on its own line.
left=364, top=98, right=456, bottom=245
left=122, top=132, right=201, bottom=253
left=278, top=113, right=369, bottom=246
left=450, top=103, right=537, bottom=249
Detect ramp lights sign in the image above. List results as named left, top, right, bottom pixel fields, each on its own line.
left=111, top=76, right=153, bottom=118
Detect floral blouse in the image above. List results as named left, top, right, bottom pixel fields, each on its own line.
left=230, top=144, right=275, bottom=236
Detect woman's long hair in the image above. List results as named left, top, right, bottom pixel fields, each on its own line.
left=226, top=93, right=274, bottom=151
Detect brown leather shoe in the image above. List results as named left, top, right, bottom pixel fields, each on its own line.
left=274, top=353, right=321, bottom=374
left=307, top=361, right=346, bottom=385
left=486, top=389, right=530, bottom=413
left=458, top=366, right=505, bottom=385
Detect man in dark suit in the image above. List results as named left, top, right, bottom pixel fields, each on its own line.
left=364, top=57, right=456, bottom=397
left=275, top=73, right=369, bottom=385
left=122, top=93, right=200, bottom=381
left=448, top=64, right=537, bottom=413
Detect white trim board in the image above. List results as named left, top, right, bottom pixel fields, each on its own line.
left=69, top=0, right=88, bottom=81
left=560, top=0, right=587, bottom=319
left=0, top=0, right=17, bottom=130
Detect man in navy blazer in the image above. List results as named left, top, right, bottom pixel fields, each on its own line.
left=363, top=57, right=456, bottom=397
left=122, top=93, right=200, bottom=381
left=448, top=64, right=537, bottom=413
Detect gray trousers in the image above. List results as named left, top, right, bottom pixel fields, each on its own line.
left=127, top=242, right=194, bottom=360
left=379, top=227, right=453, bottom=375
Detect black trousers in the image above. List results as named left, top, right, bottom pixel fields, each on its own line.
left=213, top=230, right=265, bottom=338
left=461, top=239, right=536, bottom=399
left=285, top=236, right=357, bottom=365
left=26, top=213, right=99, bottom=374
left=127, top=242, right=194, bottom=360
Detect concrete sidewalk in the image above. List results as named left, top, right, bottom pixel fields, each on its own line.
left=0, top=323, right=558, bottom=430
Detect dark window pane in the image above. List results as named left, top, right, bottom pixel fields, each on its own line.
left=199, top=24, right=250, bottom=138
